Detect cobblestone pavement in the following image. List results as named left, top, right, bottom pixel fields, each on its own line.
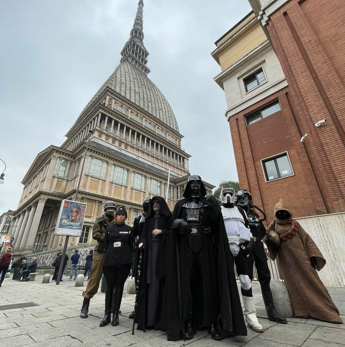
left=0, top=275, right=344, bottom=346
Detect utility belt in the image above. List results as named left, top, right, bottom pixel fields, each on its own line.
left=190, top=226, right=212, bottom=234
left=252, top=236, right=263, bottom=242
left=112, top=242, right=127, bottom=248
left=228, top=235, right=241, bottom=245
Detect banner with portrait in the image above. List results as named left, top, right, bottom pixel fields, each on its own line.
left=54, top=200, right=87, bottom=237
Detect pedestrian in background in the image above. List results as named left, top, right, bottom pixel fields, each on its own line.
left=84, top=250, right=93, bottom=280
left=20, top=257, right=38, bottom=281
left=52, top=252, right=62, bottom=281
left=70, top=250, right=80, bottom=280
left=0, top=247, right=12, bottom=287
left=59, top=253, right=69, bottom=281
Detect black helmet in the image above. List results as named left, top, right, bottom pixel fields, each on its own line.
left=183, top=174, right=206, bottom=198
left=103, top=201, right=117, bottom=211
left=235, top=190, right=252, bottom=208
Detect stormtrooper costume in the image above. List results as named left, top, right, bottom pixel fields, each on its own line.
left=220, top=188, right=263, bottom=333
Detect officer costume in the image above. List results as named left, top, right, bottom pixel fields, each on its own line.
left=80, top=201, right=117, bottom=319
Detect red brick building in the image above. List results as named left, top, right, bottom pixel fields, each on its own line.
left=213, top=1, right=345, bottom=220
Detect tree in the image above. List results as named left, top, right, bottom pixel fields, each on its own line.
left=213, top=181, right=240, bottom=199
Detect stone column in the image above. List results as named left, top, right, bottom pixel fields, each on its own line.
left=97, top=113, right=102, bottom=127
left=140, top=134, right=142, bottom=147
left=129, top=128, right=132, bottom=142
left=123, top=126, right=127, bottom=139
left=117, top=122, right=121, bottom=136
left=23, top=199, right=46, bottom=253
left=19, top=204, right=37, bottom=250
left=104, top=116, right=108, bottom=130
left=13, top=210, right=29, bottom=250
left=110, top=119, right=114, bottom=133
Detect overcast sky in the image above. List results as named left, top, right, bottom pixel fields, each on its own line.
left=0, top=0, right=252, bottom=212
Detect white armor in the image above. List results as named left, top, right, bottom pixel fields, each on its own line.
left=221, top=206, right=251, bottom=257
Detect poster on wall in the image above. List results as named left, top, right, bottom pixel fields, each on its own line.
left=54, top=200, right=87, bottom=237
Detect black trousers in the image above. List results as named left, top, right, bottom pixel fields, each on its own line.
left=0, top=265, right=9, bottom=284
left=234, top=249, right=252, bottom=297
left=247, top=240, right=271, bottom=293
left=103, top=264, right=131, bottom=288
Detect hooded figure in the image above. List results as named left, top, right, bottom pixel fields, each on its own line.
left=265, top=199, right=342, bottom=324
left=164, top=175, right=247, bottom=341
left=134, top=196, right=172, bottom=330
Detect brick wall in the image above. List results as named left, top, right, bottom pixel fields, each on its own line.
left=229, top=87, right=328, bottom=222
left=264, top=0, right=345, bottom=213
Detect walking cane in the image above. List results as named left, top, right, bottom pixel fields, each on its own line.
left=132, top=246, right=144, bottom=335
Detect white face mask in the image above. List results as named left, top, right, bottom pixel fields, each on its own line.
left=220, top=188, right=236, bottom=205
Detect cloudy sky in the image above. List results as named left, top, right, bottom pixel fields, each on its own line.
left=0, top=0, right=252, bottom=212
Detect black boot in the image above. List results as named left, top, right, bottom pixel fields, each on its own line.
left=100, top=287, right=113, bottom=327
left=184, top=321, right=194, bottom=340
left=262, top=292, right=287, bottom=324
left=112, top=285, right=124, bottom=326
left=129, top=311, right=135, bottom=319
left=80, top=298, right=90, bottom=319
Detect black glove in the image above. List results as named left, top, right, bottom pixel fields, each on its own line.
left=310, top=257, right=318, bottom=269
left=172, top=219, right=192, bottom=235
left=240, top=238, right=254, bottom=257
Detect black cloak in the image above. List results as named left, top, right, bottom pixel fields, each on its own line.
left=134, top=196, right=172, bottom=330
left=164, top=195, right=247, bottom=341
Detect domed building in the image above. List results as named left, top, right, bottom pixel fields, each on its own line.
left=9, top=0, right=214, bottom=262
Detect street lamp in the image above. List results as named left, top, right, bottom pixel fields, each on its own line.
left=0, top=159, right=6, bottom=184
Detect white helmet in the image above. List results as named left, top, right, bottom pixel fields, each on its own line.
left=220, top=188, right=236, bottom=205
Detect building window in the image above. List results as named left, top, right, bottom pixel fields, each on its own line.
left=131, top=173, right=146, bottom=191
left=244, top=68, right=266, bottom=92
left=145, top=123, right=154, bottom=131
left=262, top=153, right=293, bottom=182
left=85, top=157, right=107, bottom=179
left=246, top=101, right=281, bottom=126
left=131, top=114, right=142, bottom=123
left=114, top=104, right=127, bottom=115
left=150, top=179, right=161, bottom=195
left=110, top=166, right=128, bottom=185
left=54, top=158, right=71, bottom=178
left=132, top=210, right=139, bottom=221
left=157, top=130, right=166, bottom=138
left=168, top=136, right=176, bottom=144
left=79, top=226, right=90, bottom=244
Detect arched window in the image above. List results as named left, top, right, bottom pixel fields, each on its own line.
left=157, top=130, right=166, bottom=138
left=131, top=114, right=142, bottom=123
left=168, top=137, right=176, bottom=144
left=114, top=105, right=127, bottom=115
left=145, top=123, right=154, bottom=131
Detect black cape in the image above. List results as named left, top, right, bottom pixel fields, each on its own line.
left=164, top=196, right=247, bottom=341
left=134, top=196, right=172, bottom=331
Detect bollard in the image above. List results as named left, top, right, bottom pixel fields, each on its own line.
left=270, top=279, right=293, bottom=317
left=5, top=272, right=11, bottom=279
left=127, top=278, right=136, bottom=294
left=42, top=274, right=50, bottom=283
left=75, top=274, right=85, bottom=287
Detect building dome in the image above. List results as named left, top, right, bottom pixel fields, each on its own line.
left=82, top=61, right=179, bottom=132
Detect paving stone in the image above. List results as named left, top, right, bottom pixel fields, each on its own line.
left=305, top=317, right=345, bottom=329
left=308, top=326, right=345, bottom=345
left=258, top=321, right=316, bottom=346
left=244, top=336, right=297, bottom=346
left=302, top=339, right=345, bottom=347
left=23, top=336, right=83, bottom=347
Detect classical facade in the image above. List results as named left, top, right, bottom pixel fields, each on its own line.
left=9, top=0, right=214, bottom=259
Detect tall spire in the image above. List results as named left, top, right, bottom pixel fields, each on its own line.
left=120, top=0, right=150, bottom=75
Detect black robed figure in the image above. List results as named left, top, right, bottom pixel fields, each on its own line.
left=165, top=175, right=247, bottom=341
left=134, top=196, right=172, bottom=330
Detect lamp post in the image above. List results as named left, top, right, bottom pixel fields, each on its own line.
left=0, top=159, right=6, bottom=184
left=56, top=129, right=93, bottom=285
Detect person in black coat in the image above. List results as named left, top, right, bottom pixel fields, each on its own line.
left=135, top=196, right=172, bottom=331
left=164, top=175, right=247, bottom=341
left=100, top=206, right=133, bottom=327
left=52, top=252, right=62, bottom=281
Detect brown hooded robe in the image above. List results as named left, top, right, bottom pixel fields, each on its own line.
left=265, top=200, right=342, bottom=324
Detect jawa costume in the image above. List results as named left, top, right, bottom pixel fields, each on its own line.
left=134, top=196, right=172, bottom=330
left=235, top=190, right=286, bottom=324
left=220, top=188, right=263, bottom=333
left=165, top=175, right=247, bottom=341
left=265, top=200, right=342, bottom=324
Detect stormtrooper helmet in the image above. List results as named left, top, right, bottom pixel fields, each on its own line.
left=220, top=188, right=236, bottom=205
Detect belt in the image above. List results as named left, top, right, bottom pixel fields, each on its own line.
left=228, top=235, right=241, bottom=245
left=190, top=226, right=212, bottom=234
left=113, top=242, right=126, bottom=247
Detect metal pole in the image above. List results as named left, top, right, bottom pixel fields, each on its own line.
left=165, top=167, right=171, bottom=202
left=56, top=130, right=93, bottom=285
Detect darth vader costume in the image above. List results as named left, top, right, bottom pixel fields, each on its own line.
left=165, top=175, right=247, bottom=341
left=134, top=196, right=172, bottom=330
left=235, top=190, right=286, bottom=324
